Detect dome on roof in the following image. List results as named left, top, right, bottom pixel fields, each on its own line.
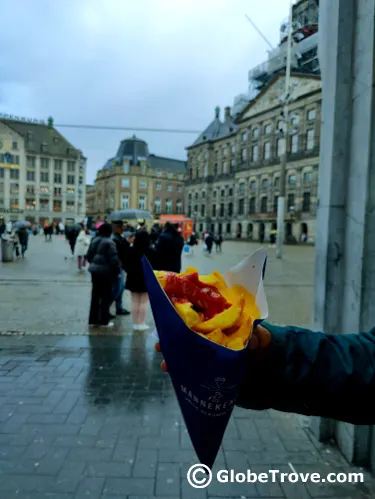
left=115, top=134, right=149, bottom=163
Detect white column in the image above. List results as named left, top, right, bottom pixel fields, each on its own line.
left=311, top=0, right=375, bottom=468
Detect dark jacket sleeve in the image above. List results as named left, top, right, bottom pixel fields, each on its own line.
left=236, top=322, right=375, bottom=425
left=106, top=240, right=121, bottom=276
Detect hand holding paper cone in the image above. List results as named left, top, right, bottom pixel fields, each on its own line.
left=154, top=269, right=260, bottom=350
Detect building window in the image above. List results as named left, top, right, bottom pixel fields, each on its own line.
left=67, top=188, right=75, bottom=195
left=39, top=198, right=49, bottom=210
left=288, top=174, right=296, bottom=185
left=156, top=170, right=162, bottom=177
left=222, top=159, right=227, bottom=174
left=274, top=176, right=280, bottom=187
left=12, top=141, right=18, bottom=150
left=202, top=191, right=206, bottom=199
left=277, top=120, right=284, bottom=132
left=25, top=199, right=36, bottom=211
left=10, top=183, right=19, bottom=194
left=261, top=178, right=269, bottom=189
left=263, top=141, right=271, bottom=160
left=291, top=114, right=299, bottom=126
left=239, top=183, right=245, bottom=195
left=220, top=204, right=224, bottom=217
left=249, top=197, right=256, bottom=214
left=252, top=127, right=259, bottom=138
left=264, top=124, right=272, bottom=134
left=10, top=198, right=19, bottom=209
left=41, top=157, right=49, bottom=169
left=122, top=195, right=130, bottom=209
left=241, top=131, right=248, bottom=143
left=273, top=195, right=279, bottom=212
left=307, top=108, right=316, bottom=120
left=139, top=179, right=147, bottom=189
left=177, top=184, right=183, bottom=193
left=27, top=171, right=35, bottom=181
left=220, top=189, right=225, bottom=198
left=200, top=204, right=205, bottom=217
left=302, top=192, right=311, bottom=212
left=188, top=193, right=192, bottom=202
left=40, top=186, right=49, bottom=193
left=10, top=169, right=19, bottom=179
left=165, top=199, right=172, bottom=214
left=167, top=172, right=174, bottom=179
left=141, top=164, right=146, bottom=174
left=154, top=197, right=161, bottom=214
left=277, top=138, right=285, bottom=157
left=54, top=159, right=63, bottom=171
left=238, top=199, right=244, bottom=215
left=177, top=200, right=183, bottom=214
left=67, top=175, right=75, bottom=185
left=228, top=202, right=233, bottom=217
left=194, top=204, right=198, bottom=215
left=0, top=168, right=4, bottom=179
left=53, top=200, right=62, bottom=212
left=66, top=201, right=75, bottom=212
left=291, top=134, right=299, bottom=153
left=67, top=161, right=75, bottom=172
left=156, top=182, right=162, bottom=191
left=306, top=129, right=315, bottom=150
left=123, top=162, right=129, bottom=174
left=251, top=145, right=259, bottom=162
left=228, top=187, right=233, bottom=196
left=287, top=193, right=295, bottom=210
left=188, top=205, right=192, bottom=217
left=212, top=204, right=216, bottom=217
left=303, top=171, right=312, bottom=184
left=54, top=187, right=62, bottom=197
left=122, top=178, right=130, bottom=188
left=40, top=172, right=49, bottom=183
left=26, top=185, right=35, bottom=195
left=241, top=149, right=247, bottom=162
left=250, top=180, right=256, bottom=193
left=167, top=184, right=173, bottom=192
left=27, top=156, right=36, bottom=168
left=178, top=174, right=184, bottom=180
left=138, top=195, right=146, bottom=210
left=54, top=173, right=62, bottom=183
left=260, top=196, right=268, bottom=213
left=231, top=144, right=236, bottom=155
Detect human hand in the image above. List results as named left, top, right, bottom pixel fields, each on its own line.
left=154, top=324, right=271, bottom=373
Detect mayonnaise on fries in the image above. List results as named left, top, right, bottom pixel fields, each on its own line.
left=154, top=268, right=260, bottom=350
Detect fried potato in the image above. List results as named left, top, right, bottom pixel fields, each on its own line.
left=193, top=301, right=243, bottom=334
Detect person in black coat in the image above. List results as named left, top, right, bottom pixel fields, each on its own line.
left=125, top=229, right=155, bottom=331
left=154, top=222, right=184, bottom=273
left=87, top=223, right=120, bottom=327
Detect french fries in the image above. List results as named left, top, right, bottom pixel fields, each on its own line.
left=155, top=269, right=260, bottom=350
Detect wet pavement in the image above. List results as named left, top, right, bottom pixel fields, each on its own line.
left=0, top=235, right=374, bottom=498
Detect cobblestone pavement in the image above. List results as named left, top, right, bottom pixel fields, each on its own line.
left=0, top=236, right=374, bottom=498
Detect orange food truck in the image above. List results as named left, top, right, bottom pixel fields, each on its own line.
left=158, top=215, right=194, bottom=241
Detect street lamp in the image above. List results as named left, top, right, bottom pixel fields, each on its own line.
left=276, top=0, right=294, bottom=259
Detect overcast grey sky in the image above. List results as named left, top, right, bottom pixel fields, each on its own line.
left=1, top=0, right=291, bottom=183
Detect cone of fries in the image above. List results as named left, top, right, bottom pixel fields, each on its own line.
left=142, top=248, right=268, bottom=469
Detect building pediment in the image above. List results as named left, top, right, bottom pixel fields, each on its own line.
left=239, top=74, right=321, bottom=121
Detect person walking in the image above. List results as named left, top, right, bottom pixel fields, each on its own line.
left=111, top=221, right=131, bottom=316
left=66, top=225, right=79, bottom=256
left=87, top=223, right=121, bottom=327
left=18, top=227, right=29, bottom=258
left=75, top=225, right=90, bottom=271
left=125, top=229, right=155, bottom=331
left=205, top=232, right=214, bottom=256
left=154, top=222, right=184, bottom=273
left=214, top=234, right=223, bottom=253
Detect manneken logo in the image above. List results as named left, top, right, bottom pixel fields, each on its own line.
left=180, top=377, right=237, bottom=417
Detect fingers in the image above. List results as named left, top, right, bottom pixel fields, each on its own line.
left=161, top=360, right=168, bottom=372
left=248, top=324, right=271, bottom=351
left=155, top=342, right=161, bottom=353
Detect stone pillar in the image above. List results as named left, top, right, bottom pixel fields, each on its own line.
left=311, top=0, right=375, bottom=468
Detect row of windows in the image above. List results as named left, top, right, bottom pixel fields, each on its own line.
left=121, top=163, right=184, bottom=180
left=120, top=177, right=183, bottom=192
left=190, top=130, right=316, bottom=179
left=25, top=186, right=77, bottom=197
left=188, top=193, right=311, bottom=218
left=0, top=153, right=20, bottom=164
left=26, top=156, right=82, bottom=172
left=188, top=171, right=313, bottom=201
left=24, top=200, right=76, bottom=212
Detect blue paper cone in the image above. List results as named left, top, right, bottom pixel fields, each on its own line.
left=142, top=249, right=268, bottom=469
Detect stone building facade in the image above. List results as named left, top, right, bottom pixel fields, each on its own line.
left=185, top=73, right=321, bottom=242
left=87, top=135, right=186, bottom=220
left=0, top=116, right=86, bottom=225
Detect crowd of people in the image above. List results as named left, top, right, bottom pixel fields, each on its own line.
left=86, top=220, right=184, bottom=330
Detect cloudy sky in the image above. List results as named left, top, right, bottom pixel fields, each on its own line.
left=1, top=0, right=291, bottom=183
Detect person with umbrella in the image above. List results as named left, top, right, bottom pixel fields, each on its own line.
left=12, top=221, right=31, bottom=258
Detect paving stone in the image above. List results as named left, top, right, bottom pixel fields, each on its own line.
left=35, top=447, right=69, bottom=475
left=133, top=449, right=158, bottom=477
left=74, top=477, right=105, bottom=499
left=103, top=478, right=155, bottom=496
left=139, top=435, right=180, bottom=450
left=67, top=447, right=113, bottom=462
left=156, top=463, right=181, bottom=496
left=53, top=435, right=97, bottom=447
left=86, top=461, right=132, bottom=478
left=27, top=414, right=68, bottom=424
left=182, top=478, right=208, bottom=499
